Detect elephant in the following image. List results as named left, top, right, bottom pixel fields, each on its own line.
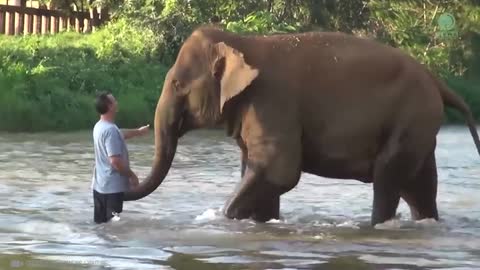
left=123, top=25, right=480, bottom=226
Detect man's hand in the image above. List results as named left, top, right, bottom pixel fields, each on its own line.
left=137, top=124, right=150, bottom=136
left=110, top=156, right=139, bottom=189
left=122, top=124, right=150, bottom=140
left=129, top=173, right=139, bottom=189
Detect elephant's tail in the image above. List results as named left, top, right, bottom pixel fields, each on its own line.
left=435, top=75, right=480, bottom=157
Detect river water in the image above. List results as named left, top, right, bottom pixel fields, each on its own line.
left=0, top=127, right=479, bottom=270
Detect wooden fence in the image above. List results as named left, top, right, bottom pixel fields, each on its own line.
left=0, top=4, right=98, bottom=35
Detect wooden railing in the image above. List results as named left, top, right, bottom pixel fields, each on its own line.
left=0, top=4, right=98, bottom=35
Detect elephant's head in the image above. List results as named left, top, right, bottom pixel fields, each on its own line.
left=124, top=28, right=259, bottom=201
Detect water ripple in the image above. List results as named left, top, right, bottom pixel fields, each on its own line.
left=0, top=128, right=479, bottom=269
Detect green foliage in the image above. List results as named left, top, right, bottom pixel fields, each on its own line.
left=367, top=0, right=480, bottom=77
left=444, top=76, right=480, bottom=123
left=115, top=0, right=306, bottom=64
left=225, top=11, right=301, bottom=34
left=0, top=18, right=168, bottom=132
left=1, top=0, right=480, bottom=132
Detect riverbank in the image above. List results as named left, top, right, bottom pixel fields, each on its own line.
left=1, top=20, right=479, bottom=132
left=0, top=18, right=168, bottom=132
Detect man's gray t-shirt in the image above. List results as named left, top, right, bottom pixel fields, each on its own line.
left=92, top=120, right=129, bottom=194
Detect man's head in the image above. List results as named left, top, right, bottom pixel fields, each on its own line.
left=95, top=91, right=118, bottom=118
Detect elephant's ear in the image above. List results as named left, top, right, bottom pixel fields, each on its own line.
left=213, top=42, right=259, bottom=113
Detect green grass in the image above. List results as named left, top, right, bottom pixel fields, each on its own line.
left=0, top=18, right=168, bottom=132
left=0, top=17, right=479, bottom=132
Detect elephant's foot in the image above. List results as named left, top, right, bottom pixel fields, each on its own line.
left=224, top=167, right=284, bottom=222
left=371, top=183, right=400, bottom=226
left=224, top=190, right=281, bottom=222
left=250, top=195, right=280, bottom=222
left=224, top=197, right=280, bottom=222
left=370, top=134, right=434, bottom=226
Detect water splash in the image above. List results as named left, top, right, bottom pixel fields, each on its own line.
left=194, top=208, right=221, bottom=222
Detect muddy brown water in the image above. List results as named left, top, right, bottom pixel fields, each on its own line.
left=0, top=127, right=479, bottom=269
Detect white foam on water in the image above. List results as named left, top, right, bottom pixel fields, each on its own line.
left=374, top=219, right=404, bottom=230
left=111, top=214, right=121, bottom=222
left=313, top=221, right=335, bottom=228
left=266, top=219, right=282, bottom=224
left=374, top=217, right=442, bottom=230
left=415, top=218, right=440, bottom=227
left=194, top=208, right=220, bottom=222
left=336, top=220, right=360, bottom=229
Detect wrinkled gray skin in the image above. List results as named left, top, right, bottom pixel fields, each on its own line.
left=123, top=25, right=480, bottom=226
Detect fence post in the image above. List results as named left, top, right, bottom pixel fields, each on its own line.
left=0, top=5, right=109, bottom=36
left=83, top=16, right=89, bottom=33
left=0, top=10, right=5, bottom=34
left=90, top=7, right=99, bottom=32
left=15, top=10, right=23, bottom=34
left=67, top=16, right=72, bottom=31
left=33, top=13, right=40, bottom=34
left=23, top=13, right=32, bottom=34
left=59, top=16, right=65, bottom=32
left=75, top=16, right=80, bottom=32
left=50, top=15, right=58, bottom=33
left=5, top=10, right=13, bottom=35
left=41, top=13, right=47, bottom=34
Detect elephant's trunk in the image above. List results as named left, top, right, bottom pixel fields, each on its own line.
left=123, top=88, right=178, bottom=201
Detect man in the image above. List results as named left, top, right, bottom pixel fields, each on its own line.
left=91, top=91, right=149, bottom=224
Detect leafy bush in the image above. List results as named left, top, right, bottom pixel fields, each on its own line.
left=367, top=0, right=480, bottom=77
left=0, top=18, right=168, bottom=132
left=1, top=1, right=480, bottom=132
left=115, top=0, right=304, bottom=65
left=225, top=11, right=301, bottom=34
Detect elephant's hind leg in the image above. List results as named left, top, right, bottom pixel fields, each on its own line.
left=371, top=135, right=424, bottom=226
left=400, top=151, right=439, bottom=221
left=371, top=154, right=402, bottom=226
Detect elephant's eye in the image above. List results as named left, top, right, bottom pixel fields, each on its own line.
left=172, top=79, right=183, bottom=91
left=172, top=79, right=190, bottom=96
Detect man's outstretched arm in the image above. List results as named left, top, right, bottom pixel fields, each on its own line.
left=121, top=124, right=150, bottom=140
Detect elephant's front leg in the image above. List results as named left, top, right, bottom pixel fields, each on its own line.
left=251, top=194, right=280, bottom=222
left=225, top=141, right=300, bottom=222
left=231, top=140, right=280, bottom=222
left=224, top=164, right=283, bottom=222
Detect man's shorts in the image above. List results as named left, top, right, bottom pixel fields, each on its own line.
left=93, top=190, right=124, bottom=224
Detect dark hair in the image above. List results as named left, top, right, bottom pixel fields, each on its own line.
left=95, top=91, right=112, bottom=115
